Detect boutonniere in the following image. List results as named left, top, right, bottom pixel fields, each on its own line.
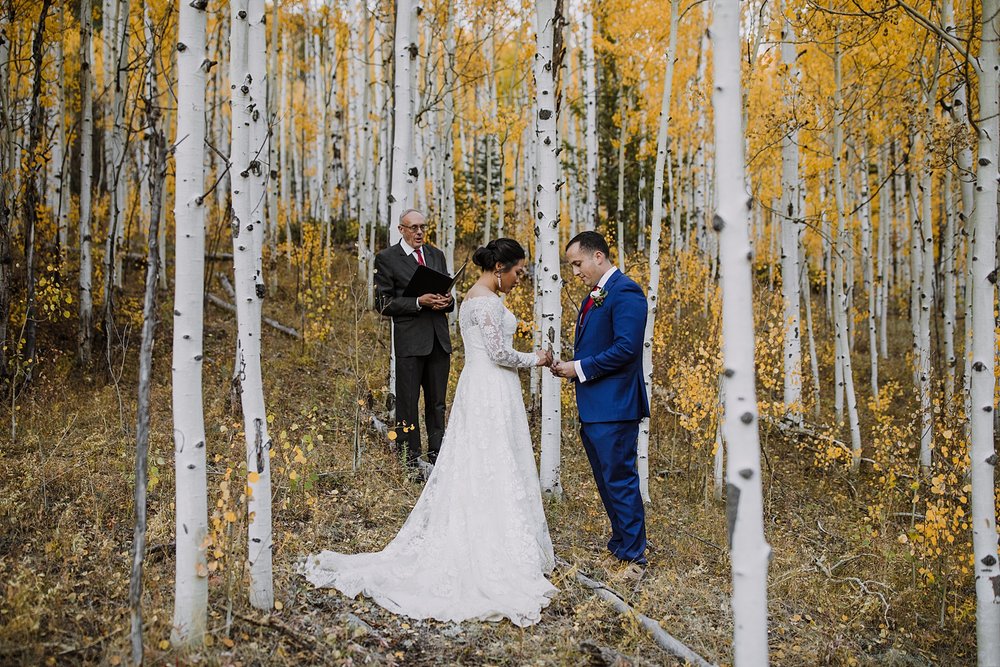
left=590, top=286, right=608, bottom=308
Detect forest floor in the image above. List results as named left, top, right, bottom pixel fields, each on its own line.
left=0, top=251, right=975, bottom=666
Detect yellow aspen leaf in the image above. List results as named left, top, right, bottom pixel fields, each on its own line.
left=274, top=600, right=284, bottom=610
left=290, top=470, right=299, bottom=481
left=159, top=640, right=170, bottom=650
left=387, top=430, right=398, bottom=441
left=222, top=637, right=235, bottom=648
left=224, top=511, right=237, bottom=523
left=196, top=562, right=208, bottom=577
left=248, top=471, right=260, bottom=483
left=204, top=634, right=215, bottom=647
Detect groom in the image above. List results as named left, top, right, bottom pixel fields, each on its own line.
left=551, top=231, right=649, bottom=568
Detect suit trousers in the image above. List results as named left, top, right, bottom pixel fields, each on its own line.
left=579, top=420, right=647, bottom=563
left=395, top=338, right=450, bottom=467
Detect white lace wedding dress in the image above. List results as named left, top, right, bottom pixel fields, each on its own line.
left=301, top=294, right=556, bottom=627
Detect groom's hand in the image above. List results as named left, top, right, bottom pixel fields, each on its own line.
left=550, top=360, right=578, bottom=379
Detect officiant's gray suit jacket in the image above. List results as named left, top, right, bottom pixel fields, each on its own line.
left=373, top=242, right=454, bottom=357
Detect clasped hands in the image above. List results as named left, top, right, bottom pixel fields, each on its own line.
left=417, top=293, right=453, bottom=310
left=532, top=348, right=577, bottom=378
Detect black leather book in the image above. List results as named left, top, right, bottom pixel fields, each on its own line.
left=402, top=258, right=469, bottom=297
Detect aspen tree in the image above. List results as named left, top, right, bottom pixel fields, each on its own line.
left=831, top=31, right=862, bottom=473
left=710, top=0, right=770, bottom=661
left=171, top=0, right=210, bottom=643
left=389, top=0, right=416, bottom=242
left=582, top=4, right=597, bottom=230
left=615, top=87, right=626, bottom=271
left=230, top=0, right=274, bottom=609
left=130, top=23, right=166, bottom=661
left=637, top=0, right=679, bottom=504
left=779, top=0, right=802, bottom=423
left=533, top=0, right=562, bottom=498
left=78, top=0, right=95, bottom=365
left=0, top=2, right=10, bottom=375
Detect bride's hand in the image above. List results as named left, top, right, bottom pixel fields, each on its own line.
left=535, top=348, right=553, bottom=367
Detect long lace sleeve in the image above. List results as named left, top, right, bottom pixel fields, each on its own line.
left=473, top=298, right=538, bottom=369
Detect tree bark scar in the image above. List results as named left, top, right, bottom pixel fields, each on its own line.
left=726, top=483, right=740, bottom=546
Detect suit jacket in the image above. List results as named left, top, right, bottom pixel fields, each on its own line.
left=373, top=242, right=454, bottom=357
left=572, top=270, right=651, bottom=424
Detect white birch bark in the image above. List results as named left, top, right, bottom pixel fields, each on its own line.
left=170, top=0, right=209, bottom=643
left=582, top=7, right=597, bottom=231
left=50, top=14, right=68, bottom=254
left=710, top=1, right=770, bottom=661
left=779, top=0, right=802, bottom=423
left=918, top=82, right=937, bottom=474
left=534, top=0, right=562, bottom=498
left=389, top=0, right=416, bottom=244
left=876, top=143, right=890, bottom=360
left=231, top=0, right=273, bottom=609
left=967, top=1, right=1000, bottom=658
left=832, top=34, right=862, bottom=473
left=942, top=169, right=956, bottom=406
left=78, top=0, right=95, bottom=364
left=615, top=88, right=627, bottom=271
left=859, top=131, right=877, bottom=399
left=441, top=2, right=456, bottom=273
left=637, top=0, right=679, bottom=504
left=109, top=0, right=131, bottom=289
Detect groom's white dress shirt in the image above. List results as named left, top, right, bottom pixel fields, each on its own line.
left=575, top=266, right=618, bottom=383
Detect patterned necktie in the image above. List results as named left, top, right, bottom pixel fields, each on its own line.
left=415, top=247, right=425, bottom=266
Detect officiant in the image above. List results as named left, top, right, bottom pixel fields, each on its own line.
left=373, top=208, right=454, bottom=471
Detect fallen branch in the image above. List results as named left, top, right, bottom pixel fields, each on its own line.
left=579, top=639, right=643, bottom=666
left=558, top=559, right=716, bottom=667
left=206, top=293, right=302, bottom=339
left=232, top=610, right=318, bottom=650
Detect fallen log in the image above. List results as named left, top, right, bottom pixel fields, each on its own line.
left=206, top=293, right=302, bottom=339
left=559, top=558, right=716, bottom=667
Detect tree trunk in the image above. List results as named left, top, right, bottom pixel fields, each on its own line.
left=832, top=33, right=862, bottom=473
left=779, top=0, right=802, bottom=423
left=709, top=1, right=770, bottom=661
left=389, top=0, right=416, bottom=240
left=231, top=0, right=274, bottom=610
left=21, top=0, right=53, bottom=383
left=582, top=7, right=597, bottom=231
left=637, top=0, right=679, bottom=504
left=77, top=0, right=95, bottom=366
left=171, top=0, right=210, bottom=643
left=615, top=86, right=627, bottom=271
left=130, top=34, right=166, bottom=662
left=0, top=1, right=11, bottom=376
left=967, top=1, right=1000, bottom=659
left=534, top=0, right=562, bottom=498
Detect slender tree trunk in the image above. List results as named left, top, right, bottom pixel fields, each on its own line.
left=801, top=241, right=821, bottom=418
left=967, top=1, right=1000, bottom=659
left=832, top=33, right=862, bottom=473
left=534, top=0, right=562, bottom=498
left=171, top=0, right=210, bottom=644
left=918, top=72, right=938, bottom=474
left=130, top=38, right=166, bottom=662
left=231, top=0, right=274, bottom=610
left=0, top=1, right=11, bottom=376
left=859, top=130, right=877, bottom=399
left=710, top=1, right=770, bottom=661
left=50, top=11, right=68, bottom=257
left=582, top=7, right=597, bottom=230
left=637, top=0, right=679, bottom=504
left=77, top=0, right=95, bottom=366
left=21, top=0, right=53, bottom=382
left=615, top=86, right=627, bottom=271
left=389, top=0, right=416, bottom=239
left=779, top=0, right=802, bottom=423
left=442, top=1, right=456, bottom=273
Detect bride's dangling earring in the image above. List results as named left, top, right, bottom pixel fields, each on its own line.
left=495, top=271, right=502, bottom=292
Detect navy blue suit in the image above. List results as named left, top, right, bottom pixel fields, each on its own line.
left=572, top=269, right=649, bottom=563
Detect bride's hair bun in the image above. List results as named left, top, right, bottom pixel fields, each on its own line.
left=473, top=238, right=526, bottom=272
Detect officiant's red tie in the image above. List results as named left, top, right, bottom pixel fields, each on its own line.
left=415, top=248, right=425, bottom=266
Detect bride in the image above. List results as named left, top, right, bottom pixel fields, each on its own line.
left=301, top=238, right=557, bottom=627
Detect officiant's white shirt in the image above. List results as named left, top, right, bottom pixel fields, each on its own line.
left=400, top=238, right=422, bottom=259
left=575, top=266, right=618, bottom=383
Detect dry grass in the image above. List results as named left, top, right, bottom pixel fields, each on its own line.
left=0, top=254, right=974, bottom=666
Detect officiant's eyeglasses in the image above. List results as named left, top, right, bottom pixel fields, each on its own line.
left=400, top=223, right=427, bottom=232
